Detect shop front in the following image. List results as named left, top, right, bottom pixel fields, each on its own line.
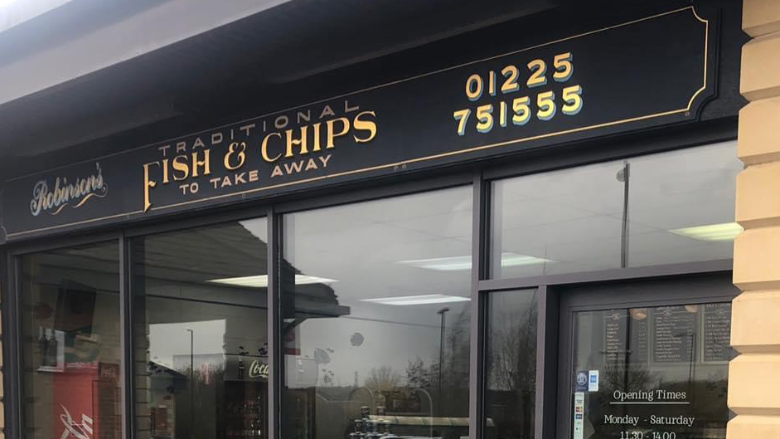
left=0, top=2, right=748, bottom=439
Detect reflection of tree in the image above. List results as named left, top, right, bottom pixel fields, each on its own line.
left=484, top=296, right=537, bottom=439
left=441, top=307, right=471, bottom=386
left=600, top=361, right=651, bottom=396
left=487, top=301, right=536, bottom=392
left=406, top=356, right=432, bottom=389
left=153, top=363, right=227, bottom=439
left=365, top=366, right=402, bottom=393
left=398, top=306, right=471, bottom=421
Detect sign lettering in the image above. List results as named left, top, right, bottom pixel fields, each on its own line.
left=29, top=163, right=107, bottom=217
left=0, top=7, right=715, bottom=242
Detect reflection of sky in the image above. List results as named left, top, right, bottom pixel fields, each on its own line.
left=239, top=218, right=267, bottom=243
left=149, top=319, right=225, bottom=370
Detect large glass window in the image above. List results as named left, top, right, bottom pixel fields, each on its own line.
left=491, top=141, right=742, bottom=278
left=132, top=219, right=269, bottom=439
left=20, top=242, right=121, bottom=439
left=484, top=289, right=538, bottom=439
left=280, top=187, right=472, bottom=439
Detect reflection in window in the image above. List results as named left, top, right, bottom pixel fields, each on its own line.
left=132, top=219, right=269, bottom=439
left=491, top=160, right=625, bottom=278
left=484, top=290, right=538, bottom=439
left=20, top=242, right=121, bottom=439
left=281, top=187, right=472, bottom=439
left=627, top=143, right=741, bottom=266
left=571, top=303, right=733, bottom=439
left=491, top=141, right=742, bottom=279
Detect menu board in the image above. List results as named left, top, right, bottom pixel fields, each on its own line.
left=703, top=303, right=733, bottom=362
left=652, top=306, right=697, bottom=363
left=604, top=310, right=649, bottom=364
left=604, top=311, right=624, bottom=362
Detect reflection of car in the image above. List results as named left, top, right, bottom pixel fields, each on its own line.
left=364, top=415, right=491, bottom=439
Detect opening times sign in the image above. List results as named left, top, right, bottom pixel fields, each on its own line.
left=0, top=7, right=716, bottom=242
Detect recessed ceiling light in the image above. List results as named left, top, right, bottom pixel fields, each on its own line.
left=362, top=294, right=470, bottom=306
left=398, top=252, right=552, bottom=271
left=669, top=222, right=743, bottom=242
left=208, top=274, right=337, bottom=288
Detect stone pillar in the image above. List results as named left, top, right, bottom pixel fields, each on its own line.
left=729, top=0, right=780, bottom=438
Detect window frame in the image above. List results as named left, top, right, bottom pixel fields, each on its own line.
left=0, top=120, right=738, bottom=439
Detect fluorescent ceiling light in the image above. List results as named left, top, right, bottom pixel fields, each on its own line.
left=669, top=222, right=743, bottom=242
left=500, top=253, right=553, bottom=267
left=208, top=274, right=337, bottom=288
left=399, top=255, right=472, bottom=271
left=362, top=294, right=470, bottom=306
left=398, top=252, right=552, bottom=271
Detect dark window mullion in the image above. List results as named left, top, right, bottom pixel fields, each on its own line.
left=470, top=172, right=488, bottom=439
left=535, top=285, right=559, bottom=439
left=3, top=251, right=22, bottom=439
left=119, top=235, right=135, bottom=439
left=266, top=208, right=280, bottom=439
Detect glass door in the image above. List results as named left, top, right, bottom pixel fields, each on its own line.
left=556, top=274, right=737, bottom=439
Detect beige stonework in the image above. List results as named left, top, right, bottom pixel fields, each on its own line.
left=743, top=0, right=780, bottom=37
left=731, top=290, right=780, bottom=352
left=733, top=227, right=780, bottom=290
left=727, top=415, right=780, bottom=439
left=741, top=33, right=780, bottom=101
left=136, top=416, right=151, bottom=432
left=730, top=2, right=780, bottom=439
left=729, top=354, right=780, bottom=412
left=738, top=97, right=780, bottom=164
left=736, top=161, right=780, bottom=225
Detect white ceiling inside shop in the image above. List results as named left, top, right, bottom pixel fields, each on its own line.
left=495, top=141, right=741, bottom=277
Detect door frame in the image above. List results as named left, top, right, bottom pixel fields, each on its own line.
left=553, top=271, right=738, bottom=439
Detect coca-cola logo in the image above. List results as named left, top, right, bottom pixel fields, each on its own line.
left=249, top=360, right=269, bottom=379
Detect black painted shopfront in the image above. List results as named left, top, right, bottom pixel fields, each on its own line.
left=0, top=2, right=746, bottom=439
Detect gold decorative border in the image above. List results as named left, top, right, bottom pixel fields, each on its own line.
left=5, top=6, right=710, bottom=239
